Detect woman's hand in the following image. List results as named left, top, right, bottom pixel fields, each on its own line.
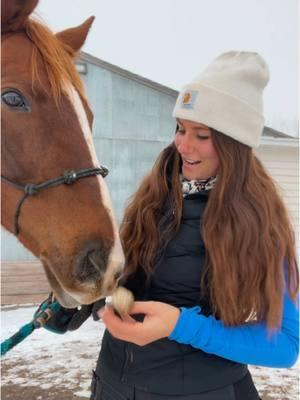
left=98, top=301, right=180, bottom=346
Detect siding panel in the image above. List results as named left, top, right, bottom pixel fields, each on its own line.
left=255, top=146, right=299, bottom=248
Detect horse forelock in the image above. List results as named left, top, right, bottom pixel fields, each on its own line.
left=24, top=18, right=87, bottom=106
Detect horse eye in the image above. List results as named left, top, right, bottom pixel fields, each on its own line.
left=1, top=91, right=29, bottom=110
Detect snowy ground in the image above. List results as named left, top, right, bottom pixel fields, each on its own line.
left=1, top=305, right=299, bottom=400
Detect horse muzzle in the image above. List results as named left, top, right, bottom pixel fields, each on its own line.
left=42, top=238, right=125, bottom=307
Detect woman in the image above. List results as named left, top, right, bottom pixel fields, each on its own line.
left=91, top=51, right=299, bottom=400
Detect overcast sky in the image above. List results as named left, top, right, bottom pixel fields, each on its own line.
left=36, top=0, right=299, bottom=136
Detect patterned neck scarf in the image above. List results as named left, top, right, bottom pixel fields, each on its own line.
left=181, top=175, right=217, bottom=197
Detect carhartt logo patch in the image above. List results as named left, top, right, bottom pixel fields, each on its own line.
left=180, top=90, right=198, bottom=109
left=183, top=92, right=192, bottom=104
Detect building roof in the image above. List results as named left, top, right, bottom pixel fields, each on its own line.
left=262, top=126, right=296, bottom=140
left=80, top=52, right=178, bottom=98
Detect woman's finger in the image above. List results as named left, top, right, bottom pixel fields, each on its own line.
left=129, top=301, right=158, bottom=315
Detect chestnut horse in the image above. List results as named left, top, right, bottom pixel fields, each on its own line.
left=1, top=0, right=125, bottom=307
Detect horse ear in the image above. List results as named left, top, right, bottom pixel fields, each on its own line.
left=1, top=0, right=39, bottom=34
left=56, top=16, right=95, bottom=53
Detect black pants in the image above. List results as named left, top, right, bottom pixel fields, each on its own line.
left=90, top=370, right=261, bottom=400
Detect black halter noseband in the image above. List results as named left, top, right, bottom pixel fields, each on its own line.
left=1, top=166, right=109, bottom=236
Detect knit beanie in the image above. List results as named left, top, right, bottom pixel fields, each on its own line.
left=173, top=51, right=270, bottom=148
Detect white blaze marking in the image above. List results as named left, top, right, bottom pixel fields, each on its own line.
left=65, top=85, right=125, bottom=287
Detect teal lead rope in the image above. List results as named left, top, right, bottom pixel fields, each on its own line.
left=1, top=299, right=61, bottom=356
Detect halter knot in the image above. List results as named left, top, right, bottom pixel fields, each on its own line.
left=100, top=166, right=109, bottom=178
left=24, top=184, right=38, bottom=196
left=63, top=170, right=77, bottom=185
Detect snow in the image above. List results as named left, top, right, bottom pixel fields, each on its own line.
left=1, top=305, right=299, bottom=399
left=1, top=305, right=103, bottom=398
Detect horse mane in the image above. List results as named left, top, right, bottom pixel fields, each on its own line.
left=24, top=18, right=87, bottom=105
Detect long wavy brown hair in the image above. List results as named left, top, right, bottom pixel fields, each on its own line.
left=120, top=130, right=298, bottom=330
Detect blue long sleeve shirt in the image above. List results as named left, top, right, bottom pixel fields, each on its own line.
left=169, top=290, right=299, bottom=368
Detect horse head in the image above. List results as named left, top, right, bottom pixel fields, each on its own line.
left=1, top=0, right=125, bottom=307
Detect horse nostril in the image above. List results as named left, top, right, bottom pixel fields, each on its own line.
left=73, top=241, right=111, bottom=282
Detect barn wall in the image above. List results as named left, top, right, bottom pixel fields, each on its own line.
left=85, top=61, right=176, bottom=221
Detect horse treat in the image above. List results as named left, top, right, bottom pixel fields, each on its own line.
left=111, top=287, right=134, bottom=316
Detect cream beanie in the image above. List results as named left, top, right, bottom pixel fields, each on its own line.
left=173, top=51, right=270, bottom=148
